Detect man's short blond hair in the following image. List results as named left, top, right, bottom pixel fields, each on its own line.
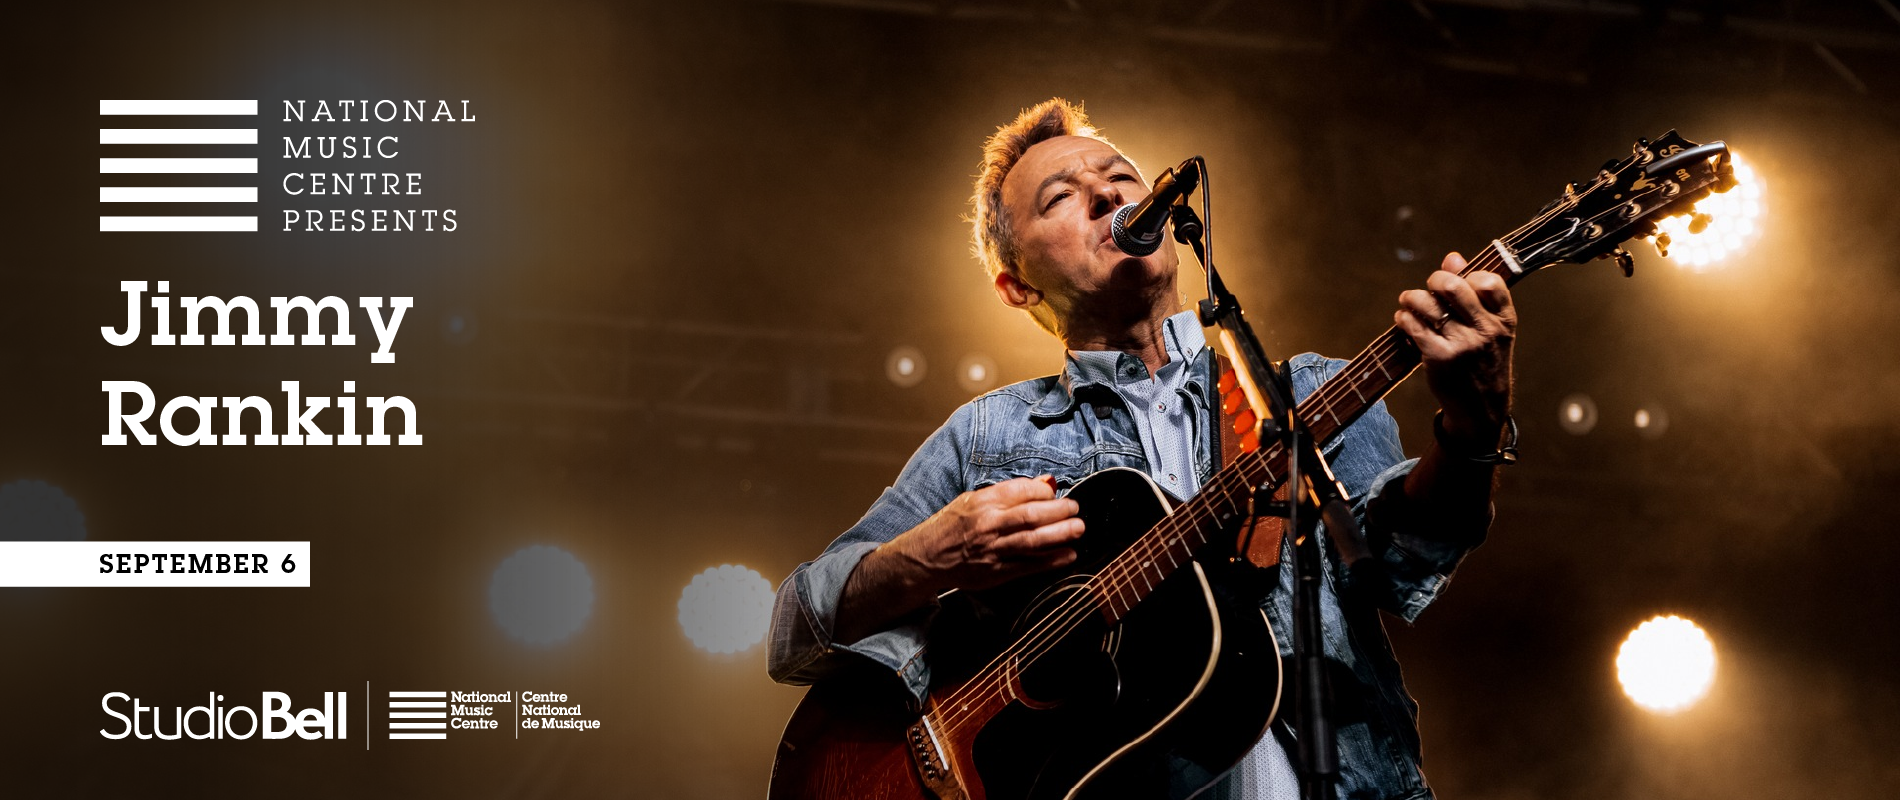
left=969, top=98, right=1107, bottom=281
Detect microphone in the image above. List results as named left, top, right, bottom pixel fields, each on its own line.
left=1110, top=157, right=1201, bottom=256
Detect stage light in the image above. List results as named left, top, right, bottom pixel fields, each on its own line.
left=956, top=353, right=998, bottom=394
left=677, top=564, right=774, bottom=655
left=1558, top=393, right=1598, bottom=436
left=1634, top=403, right=1670, bottom=439
left=1616, top=615, right=1717, bottom=714
left=1649, top=152, right=1764, bottom=272
left=886, top=346, right=926, bottom=388
left=488, top=545, right=595, bottom=647
left=0, top=480, right=87, bottom=541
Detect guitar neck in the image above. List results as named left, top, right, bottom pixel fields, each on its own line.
left=1089, top=248, right=1519, bottom=623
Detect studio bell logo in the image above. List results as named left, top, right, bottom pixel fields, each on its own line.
left=100, top=691, right=347, bottom=740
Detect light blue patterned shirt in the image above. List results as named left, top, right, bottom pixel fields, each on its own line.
left=1064, top=310, right=1206, bottom=500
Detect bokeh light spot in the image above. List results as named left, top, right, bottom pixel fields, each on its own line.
left=677, top=564, right=774, bottom=654
left=886, top=345, right=926, bottom=388
left=1558, top=393, right=1598, bottom=436
left=1634, top=403, right=1670, bottom=439
left=488, top=545, right=595, bottom=647
left=956, top=353, right=998, bottom=394
left=0, top=480, right=86, bottom=541
left=1616, top=614, right=1717, bottom=714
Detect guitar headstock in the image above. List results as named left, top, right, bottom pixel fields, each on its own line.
left=1502, top=131, right=1734, bottom=280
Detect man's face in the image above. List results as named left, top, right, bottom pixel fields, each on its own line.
left=997, top=135, right=1179, bottom=330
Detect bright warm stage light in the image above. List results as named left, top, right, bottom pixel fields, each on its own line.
left=1616, top=615, right=1717, bottom=713
left=1649, top=152, right=1764, bottom=272
left=677, top=564, right=774, bottom=654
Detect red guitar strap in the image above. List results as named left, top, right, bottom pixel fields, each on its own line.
left=1213, top=354, right=1286, bottom=569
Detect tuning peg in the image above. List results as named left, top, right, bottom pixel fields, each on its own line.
left=1714, top=156, right=1739, bottom=192
left=1612, top=248, right=1635, bottom=277
left=1651, top=233, right=1671, bottom=259
left=1688, top=212, right=1713, bottom=234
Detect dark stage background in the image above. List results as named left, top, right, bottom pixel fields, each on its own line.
left=4, top=1, right=1899, bottom=797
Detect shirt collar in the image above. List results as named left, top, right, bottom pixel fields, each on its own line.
left=1030, top=310, right=1208, bottom=418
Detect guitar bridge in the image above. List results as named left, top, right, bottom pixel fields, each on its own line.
left=906, top=716, right=966, bottom=800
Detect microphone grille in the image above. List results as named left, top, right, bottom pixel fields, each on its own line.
left=1110, top=202, right=1161, bottom=257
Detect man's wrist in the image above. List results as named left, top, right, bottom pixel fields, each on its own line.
left=864, top=539, right=947, bottom=610
left=837, top=542, right=936, bottom=644
left=1433, top=409, right=1518, bottom=466
left=1435, top=405, right=1501, bottom=443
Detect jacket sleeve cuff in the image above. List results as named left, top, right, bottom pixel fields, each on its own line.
left=768, top=541, right=935, bottom=704
left=1349, top=457, right=1487, bottom=623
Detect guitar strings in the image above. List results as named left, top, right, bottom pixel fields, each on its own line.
left=932, top=178, right=1639, bottom=734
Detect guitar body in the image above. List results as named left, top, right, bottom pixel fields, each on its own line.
left=771, top=468, right=1281, bottom=800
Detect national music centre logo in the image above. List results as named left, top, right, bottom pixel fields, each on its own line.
left=384, top=689, right=601, bottom=739
left=99, top=100, right=260, bottom=232
left=386, top=690, right=504, bottom=739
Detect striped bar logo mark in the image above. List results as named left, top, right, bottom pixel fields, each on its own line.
left=99, top=100, right=257, bottom=232
left=100, top=158, right=257, bottom=173
left=100, top=129, right=258, bottom=145
left=388, top=691, right=447, bottom=739
left=101, top=187, right=257, bottom=203
left=100, top=100, right=257, bottom=115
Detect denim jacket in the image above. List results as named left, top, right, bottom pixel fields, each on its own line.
left=769, top=346, right=1485, bottom=800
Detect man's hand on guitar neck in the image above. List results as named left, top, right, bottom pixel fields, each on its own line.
left=1390, top=251, right=1518, bottom=540
left=1394, top=251, right=1517, bottom=448
left=834, top=476, right=1084, bottom=645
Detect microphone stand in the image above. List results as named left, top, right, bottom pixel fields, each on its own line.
left=1169, top=172, right=1357, bottom=800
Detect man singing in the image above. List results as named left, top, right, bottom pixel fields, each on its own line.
left=769, top=98, right=1516, bottom=800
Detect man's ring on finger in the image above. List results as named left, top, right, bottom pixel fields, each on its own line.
left=1433, top=311, right=1452, bottom=330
